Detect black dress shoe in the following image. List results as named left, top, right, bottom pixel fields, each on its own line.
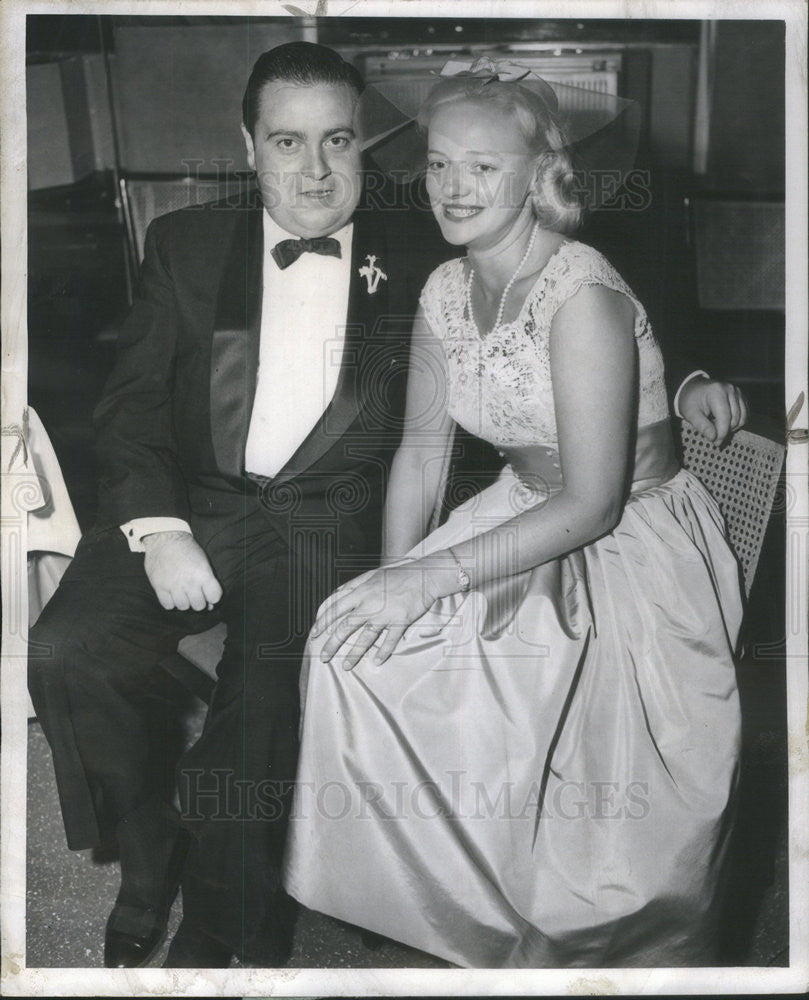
left=163, top=920, right=232, bottom=968
left=104, top=801, right=188, bottom=969
left=104, top=902, right=171, bottom=969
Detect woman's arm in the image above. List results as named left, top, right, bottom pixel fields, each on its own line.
left=314, top=283, right=637, bottom=668
left=381, top=306, right=455, bottom=563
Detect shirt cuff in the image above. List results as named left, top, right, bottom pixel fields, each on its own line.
left=673, top=370, right=710, bottom=419
left=120, top=517, right=192, bottom=553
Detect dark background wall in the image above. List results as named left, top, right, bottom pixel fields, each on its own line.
left=26, top=16, right=785, bottom=190
left=708, top=20, right=785, bottom=192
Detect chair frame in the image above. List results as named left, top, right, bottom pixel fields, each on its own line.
left=118, top=172, right=256, bottom=292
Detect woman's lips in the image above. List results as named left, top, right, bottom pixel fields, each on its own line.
left=443, top=204, right=483, bottom=220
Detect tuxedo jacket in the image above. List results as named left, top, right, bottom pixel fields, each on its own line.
left=93, top=190, right=447, bottom=565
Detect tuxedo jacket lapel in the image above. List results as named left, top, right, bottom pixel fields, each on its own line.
left=209, top=204, right=263, bottom=480
left=271, top=208, right=392, bottom=487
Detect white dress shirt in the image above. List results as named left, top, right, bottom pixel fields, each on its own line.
left=244, top=212, right=352, bottom=476
left=121, top=210, right=353, bottom=551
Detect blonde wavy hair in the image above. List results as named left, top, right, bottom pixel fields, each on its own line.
left=418, top=77, right=584, bottom=235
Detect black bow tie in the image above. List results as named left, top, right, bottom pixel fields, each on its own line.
left=271, top=236, right=342, bottom=270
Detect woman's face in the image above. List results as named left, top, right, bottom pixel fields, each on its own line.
left=425, top=100, right=538, bottom=251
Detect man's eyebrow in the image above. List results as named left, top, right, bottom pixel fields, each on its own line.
left=266, top=128, right=306, bottom=140
left=264, top=126, right=356, bottom=140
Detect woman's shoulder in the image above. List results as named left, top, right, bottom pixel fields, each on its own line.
left=553, top=238, right=618, bottom=275
left=546, top=239, right=635, bottom=303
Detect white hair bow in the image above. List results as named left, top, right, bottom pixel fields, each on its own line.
left=438, top=56, right=559, bottom=112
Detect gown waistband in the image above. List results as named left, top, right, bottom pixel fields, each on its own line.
left=501, top=418, right=680, bottom=496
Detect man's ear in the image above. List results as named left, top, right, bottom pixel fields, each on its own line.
left=241, top=123, right=256, bottom=172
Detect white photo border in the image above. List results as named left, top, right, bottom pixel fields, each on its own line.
left=2, top=0, right=807, bottom=995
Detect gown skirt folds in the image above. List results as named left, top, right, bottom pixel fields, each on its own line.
left=283, top=463, right=743, bottom=968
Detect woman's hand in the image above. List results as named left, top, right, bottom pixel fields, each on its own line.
left=310, top=555, right=456, bottom=670
left=678, top=376, right=748, bottom=445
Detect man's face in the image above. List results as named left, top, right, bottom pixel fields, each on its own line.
left=242, top=80, right=363, bottom=238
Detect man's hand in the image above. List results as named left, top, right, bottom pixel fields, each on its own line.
left=143, top=531, right=223, bottom=611
left=679, top=377, right=748, bottom=445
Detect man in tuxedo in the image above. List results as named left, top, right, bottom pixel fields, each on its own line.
left=28, top=40, right=745, bottom=970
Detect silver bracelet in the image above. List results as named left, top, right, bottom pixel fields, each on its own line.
left=447, top=546, right=471, bottom=593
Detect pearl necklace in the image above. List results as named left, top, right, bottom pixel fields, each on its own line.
left=465, top=222, right=539, bottom=335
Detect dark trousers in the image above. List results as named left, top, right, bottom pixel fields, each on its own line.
left=28, top=500, right=333, bottom=962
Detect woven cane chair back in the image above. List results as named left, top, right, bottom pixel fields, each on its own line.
left=678, top=420, right=784, bottom=596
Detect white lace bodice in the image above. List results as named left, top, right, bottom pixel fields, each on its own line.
left=419, top=241, right=669, bottom=450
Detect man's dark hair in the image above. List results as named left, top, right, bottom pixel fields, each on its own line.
left=242, top=41, right=365, bottom=136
